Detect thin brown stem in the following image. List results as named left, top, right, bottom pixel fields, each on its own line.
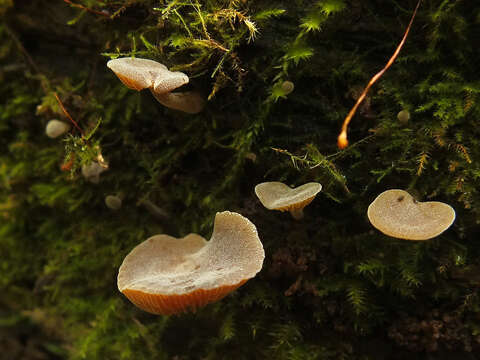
left=54, top=93, right=84, bottom=137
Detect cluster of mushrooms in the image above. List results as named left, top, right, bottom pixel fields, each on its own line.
left=103, top=57, right=456, bottom=316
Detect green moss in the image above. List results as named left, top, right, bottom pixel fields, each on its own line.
left=2, top=0, right=480, bottom=359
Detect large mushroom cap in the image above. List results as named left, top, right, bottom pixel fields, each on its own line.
left=117, top=211, right=264, bottom=315
left=255, top=182, right=322, bottom=212
left=367, top=189, right=456, bottom=240
left=107, top=57, right=188, bottom=93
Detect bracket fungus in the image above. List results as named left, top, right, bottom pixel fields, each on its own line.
left=255, top=182, right=322, bottom=220
left=107, top=57, right=204, bottom=114
left=45, top=119, right=71, bottom=138
left=117, top=211, right=264, bottom=315
left=367, top=189, right=456, bottom=240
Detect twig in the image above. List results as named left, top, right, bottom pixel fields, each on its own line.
left=54, top=92, right=84, bottom=137
left=63, top=0, right=110, bottom=17
left=337, top=0, right=422, bottom=149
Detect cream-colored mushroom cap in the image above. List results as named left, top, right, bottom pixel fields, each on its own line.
left=255, top=182, right=322, bottom=219
left=367, top=189, right=456, bottom=240
left=107, top=57, right=188, bottom=93
left=117, top=211, right=264, bottom=315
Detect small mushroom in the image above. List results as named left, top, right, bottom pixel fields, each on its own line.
left=81, top=162, right=108, bottom=184
left=45, top=119, right=71, bottom=138
left=281, top=81, right=294, bottom=95
left=397, top=109, right=410, bottom=124
left=367, top=189, right=456, bottom=240
left=255, top=182, right=322, bottom=220
left=117, top=211, right=264, bottom=315
left=105, top=195, right=122, bottom=210
left=107, top=57, right=204, bottom=113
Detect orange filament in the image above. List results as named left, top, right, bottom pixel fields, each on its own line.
left=337, top=0, right=422, bottom=149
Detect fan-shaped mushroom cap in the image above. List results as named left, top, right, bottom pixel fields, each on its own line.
left=107, top=57, right=188, bottom=93
left=255, top=182, right=322, bottom=220
left=151, top=90, right=205, bottom=114
left=117, top=211, right=264, bottom=315
left=367, top=189, right=456, bottom=240
left=45, top=119, right=70, bottom=138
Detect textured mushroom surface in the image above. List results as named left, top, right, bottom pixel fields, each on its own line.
left=367, top=189, right=456, bottom=240
left=254, top=182, right=322, bottom=212
left=117, top=211, right=264, bottom=315
left=107, top=57, right=188, bottom=93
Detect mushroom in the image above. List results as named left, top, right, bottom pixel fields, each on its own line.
left=367, top=189, right=456, bottom=240
left=150, top=90, right=206, bottom=114
left=254, top=182, right=322, bottom=220
left=397, top=109, right=410, bottom=124
left=281, top=80, right=294, bottom=95
left=105, top=194, right=122, bottom=210
left=117, top=211, right=264, bottom=315
left=107, top=57, right=204, bottom=113
left=45, top=119, right=71, bottom=138
left=81, top=161, right=108, bottom=184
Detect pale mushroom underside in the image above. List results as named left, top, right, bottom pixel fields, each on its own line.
left=117, top=211, right=264, bottom=296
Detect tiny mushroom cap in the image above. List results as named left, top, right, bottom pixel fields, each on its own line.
left=397, top=109, right=410, bottom=124
left=255, top=182, right=322, bottom=220
left=105, top=195, right=122, bottom=210
left=281, top=80, right=295, bottom=95
left=45, top=119, right=71, bottom=138
left=107, top=57, right=188, bottom=93
left=367, top=189, right=456, bottom=240
left=117, top=211, right=264, bottom=315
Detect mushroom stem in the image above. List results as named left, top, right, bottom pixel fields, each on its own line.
left=138, top=199, right=169, bottom=220
left=289, top=208, right=304, bottom=220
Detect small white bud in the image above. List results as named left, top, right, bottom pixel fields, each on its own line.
left=105, top=195, right=122, bottom=210
left=45, top=120, right=71, bottom=138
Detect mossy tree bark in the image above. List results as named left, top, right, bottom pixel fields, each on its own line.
left=1, top=0, right=480, bottom=359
